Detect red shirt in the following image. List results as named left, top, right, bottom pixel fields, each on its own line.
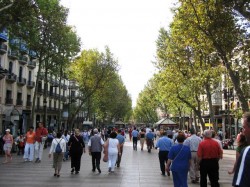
left=35, top=127, right=48, bottom=142
left=197, top=138, right=222, bottom=159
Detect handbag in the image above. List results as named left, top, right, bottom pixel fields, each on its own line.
left=103, top=139, right=109, bottom=162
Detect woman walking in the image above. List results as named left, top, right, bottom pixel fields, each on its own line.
left=49, top=132, right=66, bottom=177
left=139, top=129, right=146, bottom=151
left=2, top=129, right=14, bottom=163
left=107, top=131, right=120, bottom=173
left=68, top=129, right=85, bottom=174
left=23, top=126, right=36, bottom=162
left=166, top=132, right=191, bottom=187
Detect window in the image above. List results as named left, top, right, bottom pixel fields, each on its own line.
left=17, top=92, right=22, bottom=100
left=28, top=71, right=32, bottom=81
left=19, top=66, right=23, bottom=78
left=9, top=61, right=13, bottom=74
left=6, top=90, right=11, bottom=99
left=27, top=95, right=31, bottom=102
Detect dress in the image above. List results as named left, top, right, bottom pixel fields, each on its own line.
left=68, top=134, right=85, bottom=172
left=168, top=144, right=191, bottom=187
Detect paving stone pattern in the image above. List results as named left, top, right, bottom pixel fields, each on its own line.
left=0, top=137, right=236, bottom=187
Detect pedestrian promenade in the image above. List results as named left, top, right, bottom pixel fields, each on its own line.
left=0, top=138, right=236, bottom=187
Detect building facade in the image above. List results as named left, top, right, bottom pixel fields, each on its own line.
left=0, top=30, right=82, bottom=136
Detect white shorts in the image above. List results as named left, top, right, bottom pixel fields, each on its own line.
left=3, top=143, right=12, bottom=152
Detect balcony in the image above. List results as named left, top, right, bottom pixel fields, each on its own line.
left=37, top=87, right=44, bottom=94
left=0, top=67, right=8, bottom=80
left=0, top=29, right=8, bottom=42
left=61, top=96, right=67, bottom=102
left=27, top=60, right=36, bottom=69
left=27, top=80, right=35, bottom=89
left=35, top=105, right=43, bottom=112
left=6, top=73, right=17, bottom=83
left=62, top=84, right=68, bottom=90
left=68, top=84, right=78, bottom=89
left=20, top=43, right=28, bottom=54
left=26, top=101, right=32, bottom=107
left=8, top=50, right=19, bottom=60
left=0, top=43, right=7, bottom=54
left=5, top=98, right=13, bottom=105
left=17, top=77, right=27, bottom=86
left=18, top=56, right=28, bottom=65
left=16, top=99, right=23, bottom=106
left=29, top=50, right=37, bottom=59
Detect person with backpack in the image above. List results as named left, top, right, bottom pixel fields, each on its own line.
left=48, top=132, right=66, bottom=177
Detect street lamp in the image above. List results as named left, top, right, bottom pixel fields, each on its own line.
left=223, top=88, right=234, bottom=139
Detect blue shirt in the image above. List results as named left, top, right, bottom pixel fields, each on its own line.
left=168, top=144, right=191, bottom=172
left=146, top=132, right=154, bottom=139
left=156, top=136, right=172, bottom=151
left=132, top=130, right=139, bottom=137
left=116, top=134, right=125, bottom=144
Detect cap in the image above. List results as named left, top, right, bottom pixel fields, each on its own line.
left=5, top=129, right=10, bottom=132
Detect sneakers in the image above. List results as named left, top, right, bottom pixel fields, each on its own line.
left=108, top=167, right=111, bottom=172
left=35, top=158, right=39, bottom=163
left=71, top=168, right=75, bottom=174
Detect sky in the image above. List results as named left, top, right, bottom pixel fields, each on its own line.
left=60, top=0, right=175, bottom=107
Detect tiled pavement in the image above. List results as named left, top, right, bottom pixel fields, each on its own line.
left=0, top=138, right=235, bottom=187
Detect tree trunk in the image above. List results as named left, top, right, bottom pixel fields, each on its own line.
left=31, top=55, right=43, bottom=130
left=205, top=82, right=216, bottom=130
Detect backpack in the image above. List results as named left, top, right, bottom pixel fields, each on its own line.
left=55, top=139, right=62, bottom=153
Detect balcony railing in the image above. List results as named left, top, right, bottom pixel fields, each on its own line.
left=6, top=73, right=17, bottom=83
left=35, top=105, right=43, bottom=112
left=37, top=87, right=44, bottom=94
left=62, top=84, right=68, bottom=90
left=18, top=56, right=28, bottom=65
left=8, top=50, right=18, bottom=60
left=5, top=98, right=13, bottom=105
left=0, top=43, right=7, bottom=54
left=27, top=60, right=36, bottom=69
left=27, top=80, right=35, bottom=89
left=16, top=99, right=23, bottom=106
left=17, top=77, right=27, bottom=86
left=29, top=50, right=37, bottom=59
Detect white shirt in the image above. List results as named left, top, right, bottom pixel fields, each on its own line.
left=49, top=138, right=66, bottom=154
left=108, top=138, right=119, bottom=154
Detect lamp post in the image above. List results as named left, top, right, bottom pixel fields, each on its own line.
left=223, top=88, right=233, bottom=139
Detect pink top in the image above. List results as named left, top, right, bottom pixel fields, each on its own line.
left=3, top=135, right=13, bottom=144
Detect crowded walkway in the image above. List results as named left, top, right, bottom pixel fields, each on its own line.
left=0, top=135, right=236, bottom=187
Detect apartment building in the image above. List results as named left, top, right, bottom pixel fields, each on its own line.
left=0, top=29, right=82, bottom=136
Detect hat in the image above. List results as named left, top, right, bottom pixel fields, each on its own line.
left=5, top=129, right=10, bottom=132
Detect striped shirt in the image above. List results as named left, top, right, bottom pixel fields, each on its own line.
left=184, top=134, right=202, bottom=152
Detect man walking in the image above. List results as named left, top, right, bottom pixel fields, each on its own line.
left=197, top=130, right=222, bottom=187
left=88, top=128, right=104, bottom=173
left=116, top=129, right=125, bottom=167
left=233, top=112, right=250, bottom=187
left=34, top=122, right=48, bottom=163
left=155, top=131, right=172, bottom=176
left=132, top=127, right=139, bottom=150
left=184, top=128, right=202, bottom=183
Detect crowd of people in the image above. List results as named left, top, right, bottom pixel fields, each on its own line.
left=0, top=111, right=249, bottom=187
